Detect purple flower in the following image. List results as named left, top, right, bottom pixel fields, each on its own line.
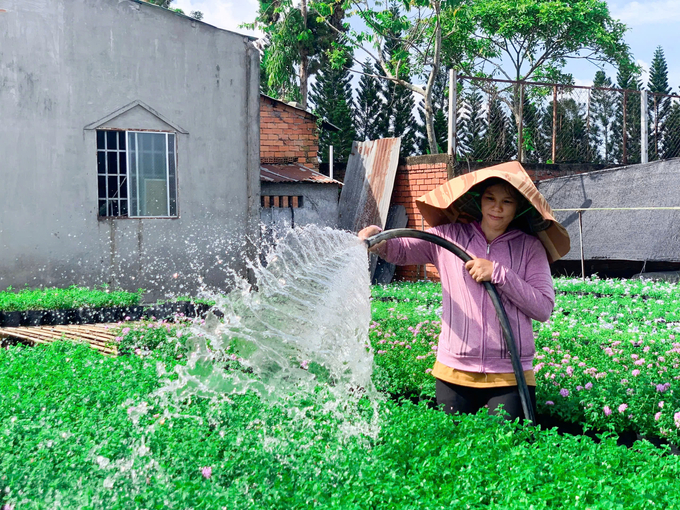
left=674, top=412, right=680, bottom=429
left=631, top=369, right=641, bottom=376
left=604, top=406, right=612, bottom=416
left=300, top=360, right=309, bottom=370
left=618, top=403, right=628, bottom=413
left=566, top=366, right=574, bottom=377
left=585, top=382, right=593, bottom=390
left=655, top=412, right=662, bottom=421
left=201, top=466, right=212, bottom=479
left=559, top=388, right=569, bottom=397
left=659, top=401, right=665, bottom=408
left=656, top=383, right=671, bottom=393
left=545, top=401, right=555, bottom=406
left=576, top=385, right=584, bottom=391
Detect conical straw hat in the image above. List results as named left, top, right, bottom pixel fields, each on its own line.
left=415, top=161, right=570, bottom=263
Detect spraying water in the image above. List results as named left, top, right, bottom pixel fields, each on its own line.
left=157, top=225, right=376, bottom=404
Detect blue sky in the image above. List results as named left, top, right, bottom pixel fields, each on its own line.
left=174, top=0, right=680, bottom=92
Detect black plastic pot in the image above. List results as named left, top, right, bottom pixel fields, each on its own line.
left=21, top=310, right=45, bottom=327
left=1, top=311, right=22, bottom=327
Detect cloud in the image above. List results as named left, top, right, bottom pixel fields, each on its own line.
left=173, top=0, right=261, bottom=36
left=611, top=1, right=680, bottom=26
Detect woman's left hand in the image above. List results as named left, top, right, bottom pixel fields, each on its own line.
left=465, top=258, right=494, bottom=283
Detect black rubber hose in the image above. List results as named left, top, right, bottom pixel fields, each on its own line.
left=365, top=228, right=536, bottom=425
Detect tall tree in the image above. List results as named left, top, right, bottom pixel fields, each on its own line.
left=309, top=51, right=357, bottom=164
left=458, top=84, right=488, bottom=161
left=249, top=0, right=345, bottom=107
left=590, top=70, right=617, bottom=163
left=416, top=67, right=449, bottom=154
left=663, top=102, right=680, bottom=160
left=446, top=0, right=633, bottom=141
left=612, top=64, right=643, bottom=164
left=382, top=10, right=419, bottom=157
left=314, top=0, right=471, bottom=154
left=648, top=46, right=672, bottom=161
left=355, top=60, right=389, bottom=141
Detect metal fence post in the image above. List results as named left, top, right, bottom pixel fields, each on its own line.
left=517, top=83, right=524, bottom=163
left=448, top=69, right=457, bottom=159
left=551, top=86, right=557, bottom=163
left=623, top=90, right=628, bottom=164
left=641, top=90, right=649, bottom=163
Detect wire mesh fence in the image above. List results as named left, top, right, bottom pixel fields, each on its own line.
left=454, top=76, right=680, bottom=166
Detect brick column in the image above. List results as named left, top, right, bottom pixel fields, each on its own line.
left=389, top=156, right=450, bottom=282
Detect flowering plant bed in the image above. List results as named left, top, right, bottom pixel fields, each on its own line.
left=370, top=278, right=680, bottom=447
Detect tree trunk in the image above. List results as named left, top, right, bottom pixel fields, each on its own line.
left=423, top=1, right=442, bottom=155
left=300, top=0, right=308, bottom=109
left=424, top=93, right=438, bottom=154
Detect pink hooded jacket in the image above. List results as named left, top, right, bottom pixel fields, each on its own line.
left=377, top=221, right=554, bottom=374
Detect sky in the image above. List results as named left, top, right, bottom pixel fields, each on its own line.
left=173, top=0, right=680, bottom=92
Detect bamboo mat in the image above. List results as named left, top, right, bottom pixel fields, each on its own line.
left=0, top=324, right=120, bottom=356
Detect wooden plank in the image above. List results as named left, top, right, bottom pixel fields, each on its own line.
left=0, top=324, right=119, bottom=355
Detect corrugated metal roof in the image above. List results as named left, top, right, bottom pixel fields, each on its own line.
left=338, top=138, right=402, bottom=232
left=260, top=163, right=343, bottom=185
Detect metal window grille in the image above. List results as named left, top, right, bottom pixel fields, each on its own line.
left=97, top=130, right=177, bottom=218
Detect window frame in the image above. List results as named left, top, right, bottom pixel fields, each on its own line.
left=96, top=128, right=179, bottom=220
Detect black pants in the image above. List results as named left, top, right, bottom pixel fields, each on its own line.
left=436, top=378, right=537, bottom=422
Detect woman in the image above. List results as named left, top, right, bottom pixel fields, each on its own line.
left=359, top=177, right=556, bottom=421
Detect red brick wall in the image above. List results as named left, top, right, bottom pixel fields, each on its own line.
left=390, top=159, right=450, bottom=282
left=260, top=96, right=319, bottom=168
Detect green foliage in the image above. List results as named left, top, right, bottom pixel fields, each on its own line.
left=5, top=338, right=680, bottom=507
left=0, top=285, right=144, bottom=311
left=114, top=318, right=188, bottom=361
left=453, top=0, right=632, bottom=84
left=648, top=47, right=673, bottom=161
left=309, top=49, right=357, bottom=164
left=612, top=64, right=643, bottom=164
left=355, top=59, right=389, bottom=142
left=251, top=0, right=345, bottom=103
left=590, top=70, right=617, bottom=164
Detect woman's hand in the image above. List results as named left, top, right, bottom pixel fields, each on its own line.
left=358, top=225, right=385, bottom=254
left=465, top=258, right=494, bottom=283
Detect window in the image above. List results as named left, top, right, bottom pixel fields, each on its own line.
left=97, top=130, right=177, bottom=218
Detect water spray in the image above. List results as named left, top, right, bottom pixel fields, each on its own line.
left=364, top=228, right=536, bottom=425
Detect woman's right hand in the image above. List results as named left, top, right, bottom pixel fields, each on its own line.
left=358, top=225, right=385, bottom=254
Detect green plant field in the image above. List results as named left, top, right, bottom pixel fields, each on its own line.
left=3, top=277, right=680, bottom=508
left=0, top=286, right=145, bottom=311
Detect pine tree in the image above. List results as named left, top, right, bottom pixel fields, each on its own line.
left=612, top=65, right=643, bottom=164
left=309, top=51, right=357, bottom=165
left=355, top=60, right=388, bottom=142
left=648, top=46, right=672, bottom=160
left=663, top=102, right=680, bottom=159
left=458, top=84, right=488, bottom=161
left=385, top=80, right=418, bottom=157
left=381, top=8, right=418, bottom=157
left=590, top=71, right=617, bottom=163
left=416, top=67, right=449, bottom=154
left=520, top=90, right=547, bottom=163
left=485, top=91, right=515, bottom=161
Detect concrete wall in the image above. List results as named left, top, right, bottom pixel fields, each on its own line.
left=260, top=182, right=339, bottom=230
left=0, top=0, right=260, bottom=299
